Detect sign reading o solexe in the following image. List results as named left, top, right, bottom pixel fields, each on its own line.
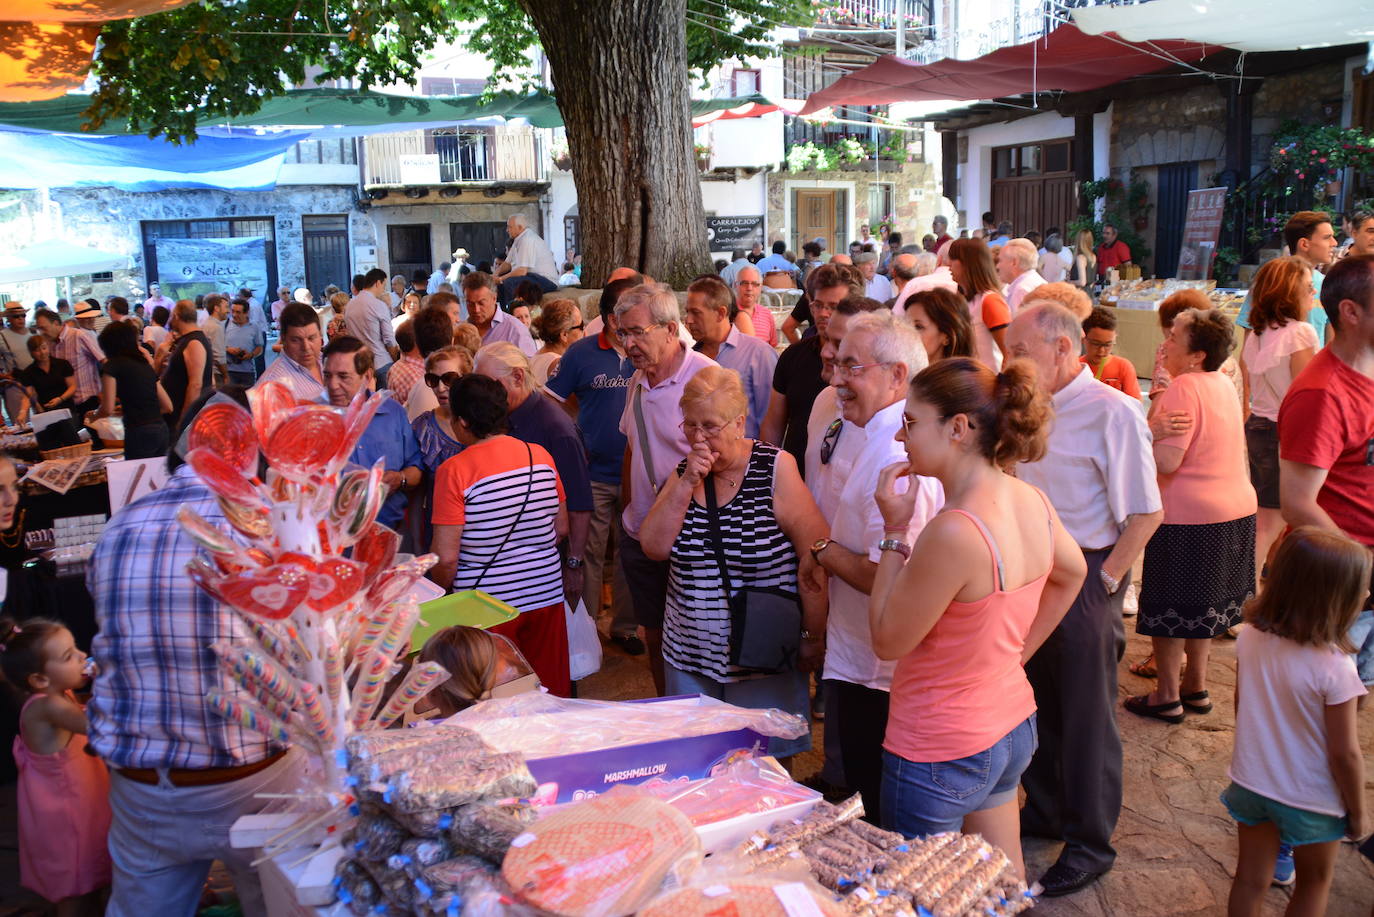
left=154, top=237, right=270, bottom=302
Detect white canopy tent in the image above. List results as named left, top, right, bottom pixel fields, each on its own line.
left=0, top=239, right=129, bottom=284
left=1073, top=0, right=1374, bottom=52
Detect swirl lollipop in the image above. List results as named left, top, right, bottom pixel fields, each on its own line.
left=352, top=522, right=399, bottom=589
left=265, top=405, right=347, bottom=483
left=188, top=401, right=260, bottom=476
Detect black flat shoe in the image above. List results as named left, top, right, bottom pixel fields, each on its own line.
left=1035, top=862, right=1107, bottom=897
left=1181, top=690, right=1212, bottom=714
left=1124, top=694, right=1184, bottom=724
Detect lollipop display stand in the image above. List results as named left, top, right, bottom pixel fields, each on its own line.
left=178, top=383, right=452, bottom=869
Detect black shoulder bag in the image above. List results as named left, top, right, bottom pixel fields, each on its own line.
left=703, top=470, right=802, bottom=675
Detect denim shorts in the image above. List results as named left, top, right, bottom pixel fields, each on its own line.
left=1348, top=609, right=1374, bottom=686
left=880, top=714, right=1038, bottom=838
left=1220, top=782, right=1349, bottom=846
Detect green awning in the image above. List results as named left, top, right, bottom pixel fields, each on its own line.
left=0, top=88, right=777, bottom=136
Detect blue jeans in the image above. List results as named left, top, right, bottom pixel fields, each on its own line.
left=881, top=715, right=1038, bottom=838
left=1348, top=609, right=1374, bottom=685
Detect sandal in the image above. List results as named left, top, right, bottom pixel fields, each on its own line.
left=1181, top=691, right=1212, bottom=714
left=1128, top=654, right=1157, bottom=678
left=1124, top=694, right=1184, bottom=724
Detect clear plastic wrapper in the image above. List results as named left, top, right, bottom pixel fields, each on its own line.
left=348, top=810, right=409, bottom=861
left=392, top=806, right=458, bottom=838
left=634, top=758, right=820, bottom=827
left=501, top=792, right=703, bottom=917
left=388, top=836, right=454, bottom=877
left=333, top=858, right=382, bottom=917
left=446, top=693, right=807, bottom=758
left=369, top=751, right=537, bottom=814
left=639, top=862, right=849, bottom=917
left=417, top=856, right=533, bottom=917
left=447, top=801, right=538, bottom=864
left=346, top=724, right=493, bottom=785
left=358, top=854, right=417, bottom=911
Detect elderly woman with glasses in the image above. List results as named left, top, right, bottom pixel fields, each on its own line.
left=639, top=366, right=829, bottom=764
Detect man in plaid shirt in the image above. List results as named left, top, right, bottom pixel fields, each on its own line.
left=87, top=401, right=305, bottom=917
left=34, top=307, right=103, bottom=415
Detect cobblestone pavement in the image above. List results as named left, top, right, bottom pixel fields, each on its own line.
left=581, top=624, right=1374, bottom=916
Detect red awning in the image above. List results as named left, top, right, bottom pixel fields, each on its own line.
left=799, top=25, right=1218, bottom=115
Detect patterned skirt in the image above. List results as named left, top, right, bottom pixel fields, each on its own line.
left=1137, top=516, right=1256, bottom=639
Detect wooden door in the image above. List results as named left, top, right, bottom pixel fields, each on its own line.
left=795, top=189, right=837, bottom=254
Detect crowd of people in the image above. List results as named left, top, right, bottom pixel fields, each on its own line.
left=0, top=204, right=1372, bottom=916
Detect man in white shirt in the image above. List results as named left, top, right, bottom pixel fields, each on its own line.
left=1007, top=302, right=1163, bottom=898
left=998, top=238, right=1047, bottom=314
left=255, top=303, right=325, bottom=402
left=615, top=283, right=716, bottom=697
left=495, top=214, right=559, bottom=306
left=893, top=253, right=959, bottom=317
left=853, top=252, right=891, bottom=303
left=810, top=311, right=942, bottom=824
left=344, top=268, right=400, bottom=387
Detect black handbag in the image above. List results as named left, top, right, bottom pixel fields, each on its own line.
left=703, top=471, right=802, bottom=675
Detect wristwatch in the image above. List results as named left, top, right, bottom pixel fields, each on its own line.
left=1099, top=568, right=1121, bottom=595
left=800, top=629, right=822, bottom=642
left=878, top=538, right=911, bottom=559
left=810, top=537, right=833, bottom=563
left=564, top=556, right=584, bottom=570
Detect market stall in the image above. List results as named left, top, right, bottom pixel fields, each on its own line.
left=1099, top=280, right=1248, bottom=381
left=162, top=383, right=1034, bottom=917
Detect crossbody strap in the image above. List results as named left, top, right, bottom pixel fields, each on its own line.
left=472, top=441, right=535, bottom=591
left=631, top=384, right=659, bottom=493
left=702, top=474, right=734, bottom=595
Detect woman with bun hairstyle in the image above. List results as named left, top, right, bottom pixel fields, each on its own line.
left=869, top=358, right=1086, bottom=879
left=528, top=298, right=585, bottom=386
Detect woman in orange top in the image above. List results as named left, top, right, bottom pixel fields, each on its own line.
left=1080, top=307, right=1141, bottom=400
left=869, top=358, right=1085, bottom=879
left=947, top=239, right=1011, bottom=371
left=1126, top=309, right=1257, bottom=724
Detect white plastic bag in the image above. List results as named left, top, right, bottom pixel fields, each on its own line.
left=565, top=599, right=602, bottom=681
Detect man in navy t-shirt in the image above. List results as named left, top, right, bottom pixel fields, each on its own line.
left=545, top=280, right=643, bottom=654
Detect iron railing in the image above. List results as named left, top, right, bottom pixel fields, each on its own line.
left=363, top=125, right=541, bottom=187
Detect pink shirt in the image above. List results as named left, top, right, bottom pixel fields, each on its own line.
left=885, top=496, right=1050, bottom=763
left=742, top=302, right=778, bottom=348
left=1152, top=371, right=1257, bottom=525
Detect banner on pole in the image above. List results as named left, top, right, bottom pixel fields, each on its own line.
left=155, top=237, right=270, bottom=301
left=1175, top=188, right=1227, bottom=280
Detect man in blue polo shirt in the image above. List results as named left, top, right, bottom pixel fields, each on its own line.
left=321, top=336, right=421, bottom=532
left=545, top=278, right=642, bottom=654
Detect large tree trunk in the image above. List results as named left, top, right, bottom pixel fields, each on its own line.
left=519, top=0, right=712, bottom=289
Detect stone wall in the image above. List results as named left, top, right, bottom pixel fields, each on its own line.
left=365, top=197, right=542, bottom=270
left=44, top=185, right=375, bottom=301
left=765, top=160, right=942, bottom=251
left=1250, top=60, right=1347, bottom=169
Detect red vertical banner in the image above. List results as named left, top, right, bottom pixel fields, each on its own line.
left=1175, top=188, right=1228, bottom=280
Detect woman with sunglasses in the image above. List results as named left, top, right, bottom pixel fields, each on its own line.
left=409, top=346, right=472, bottom=548
left=529, top=298, right=585, bottom=386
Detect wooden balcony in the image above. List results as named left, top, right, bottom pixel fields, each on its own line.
left=362, top=124, right=542, bottom=188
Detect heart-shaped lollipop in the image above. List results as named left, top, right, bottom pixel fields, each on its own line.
left=247, top=381, right=298, bottom=448
left=187, top=448, right=267, bottom=508
left=265, top=405, right=347, bottom=482
left=216, top=564, right=312, bottom=620
left=188, top=402, right=260, bottom=476
left=367, top=552, right=440, bottom=606
left=278, top=552, right=367, bottom=612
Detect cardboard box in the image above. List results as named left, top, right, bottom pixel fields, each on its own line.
left=515, top=696, right=773, bottom=805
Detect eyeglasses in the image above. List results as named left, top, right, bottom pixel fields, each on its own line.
left=425, top=371, right=461, bottom=388
left=1084, top=338, right=1115, bottom=350
left=615, top=324, right=662, bottom=342
left=832, top=360, right=888, bottom=379
left=571, top=324, right=585, bottom=332
left=819, top=418, right=843, bottom=464
left=680, top=417, right=737, bottom=437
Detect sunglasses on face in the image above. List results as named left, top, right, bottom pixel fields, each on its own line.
left=425, top=371, right=461, bottom=388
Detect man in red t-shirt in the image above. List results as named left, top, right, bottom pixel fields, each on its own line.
left=1095, top=223, right=1132, bottom=279
left=1279, top=253, right=1374, bottom=685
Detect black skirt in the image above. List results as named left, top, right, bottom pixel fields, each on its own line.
left=1137, top=516, right=1256, bottom=639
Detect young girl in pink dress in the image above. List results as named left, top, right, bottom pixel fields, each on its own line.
left=1, top=617, right=111, bottom=915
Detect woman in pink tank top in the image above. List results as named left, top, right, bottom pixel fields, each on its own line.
left=869, top=358, right=1087, bottom=880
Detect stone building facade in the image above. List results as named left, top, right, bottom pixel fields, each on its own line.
left=766, top=160, right=945, bottom=253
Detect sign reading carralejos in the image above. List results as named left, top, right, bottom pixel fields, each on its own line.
left=154, top=236, right=270, bottom=301
left=706, top=215, right=764, bottom=250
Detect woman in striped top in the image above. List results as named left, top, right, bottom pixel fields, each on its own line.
left=640, top=366, right=829, bottom=760
left=429, top=374, right=571, bottom=695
